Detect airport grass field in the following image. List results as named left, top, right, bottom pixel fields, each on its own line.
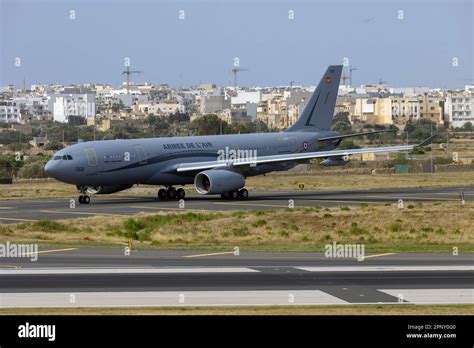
left=0, top=304, right=472, bottom=315
left=0, top=200, right=472, bottom=252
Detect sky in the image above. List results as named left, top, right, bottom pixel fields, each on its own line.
left=0, top=0, right=473, bottom=89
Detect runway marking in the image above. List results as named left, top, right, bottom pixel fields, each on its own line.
left=0, top=267, right=260, bottom=275
left=128, top=205, right=216, bottom=213
left=364, top=195, right=457, bottom=201
left=183, top=251, right=235, bottom=258
left=39, top=210, right=130, bottom=217
left=358, top=253, right=397, bottom=260
left=379, top=289, right=474, bottom=304
left=297, top=265, right=474, bottom=272
left=213, top=202, right=288, bottom=208
left=20, top=248, right=78, bottom=257
left=296, top=199, right=379, bottom=204
left=0, top=217, right=37, bottom=222
left=0, top=290, right=347, bottom=307
left=0, top=207, right=13, bottom=210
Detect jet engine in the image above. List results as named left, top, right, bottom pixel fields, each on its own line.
left=194, top=170, right=245, bottom=195
left=82, top=185, right=133, bottom=195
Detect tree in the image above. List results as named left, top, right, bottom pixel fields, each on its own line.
left=404, top=119, right=435, bottom=141
left=332, top=112, right=352, bottom=134
left=193, top=114, right=230, bottom=135
left=45, top=141, right=64, bottom=151
left=462, top=122, right=473, bottom=131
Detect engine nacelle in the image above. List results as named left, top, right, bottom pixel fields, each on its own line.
left=194, top=170, right=245, bottom=195
left=83, top=184, right=133, bottom=194
left=320, top=158, right=349, bottom=166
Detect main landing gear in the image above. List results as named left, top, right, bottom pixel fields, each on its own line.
left=158, top=187, right=185, bottom=200
left=221, top=188, right=248, bottom=200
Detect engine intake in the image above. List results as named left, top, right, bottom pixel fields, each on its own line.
left=194, top=170, right=245, bottom=195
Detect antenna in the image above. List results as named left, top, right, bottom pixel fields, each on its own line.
left=122, top=66, right=144, bottom=95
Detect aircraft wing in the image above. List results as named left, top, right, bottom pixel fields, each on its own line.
left=318, top=129, right=396, bottom=142
left=176, top=135, right=436, bottom=173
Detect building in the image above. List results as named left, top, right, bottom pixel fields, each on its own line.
left=0, top=101, right=21, bottom=123
left=52, top=93, right=96, bottom=123
left=200, top=95, right=230, bottom=114
left=231, top=91, right=261, bottom=105
left=445, top=88, right=474, bottom=128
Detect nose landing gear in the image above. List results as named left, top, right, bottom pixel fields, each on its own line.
left=77, top=186, right=91, bottom=204
left=78, top=195, right=91, bottom=204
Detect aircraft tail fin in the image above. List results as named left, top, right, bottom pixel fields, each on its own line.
left=286, top=65, right=343, bottom=132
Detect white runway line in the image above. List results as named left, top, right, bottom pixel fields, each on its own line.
left=297, top=265, right=474, bottom=272
left=0, top=267, right=259, bottom=275
left=0, top=290, right=347, bottom=308
left=379, top=289, right=474, bottom=304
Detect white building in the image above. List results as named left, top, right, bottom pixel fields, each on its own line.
left=445, top=88, right=474, bottom=128
left=52, top=94, right=96, bottom=123
left=231, top=91, right=261, bottom=105
left=136, top=100, right=185, bottom=115
left=0, top=101, right=21, bottom=123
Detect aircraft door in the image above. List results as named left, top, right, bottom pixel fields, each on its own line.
left=84, top=148, right=98, bottom=167
left=134, top=145, right=147, bottom=165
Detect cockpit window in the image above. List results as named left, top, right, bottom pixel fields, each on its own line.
left=53, top=154, right=73, bottom=160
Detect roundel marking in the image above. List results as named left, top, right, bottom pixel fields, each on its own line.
left=303, top=141, right=309, bottom=151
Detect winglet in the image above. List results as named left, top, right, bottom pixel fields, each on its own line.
left=415, top=135, right=437, bottom=148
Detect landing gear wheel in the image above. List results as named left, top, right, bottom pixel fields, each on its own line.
left=239, top=189, right=249, bottom=199
left=221, top=192, right=230, bottom=199
left=176, top=188, right=185, bottom=200
left=167, top=187, right=176, bottom=200
left=230, top=190, right=239, bottom=200
left=79, top=195, right=90, bottom=204
left=158, top=188, right=168, bottom=200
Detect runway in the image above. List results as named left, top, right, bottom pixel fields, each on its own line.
left=0, top=186, right=471, bottom=223
left=0, top=248, right=472, bottom=307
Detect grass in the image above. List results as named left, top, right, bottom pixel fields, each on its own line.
left=0, top=202, right=472, bottom=252
left=0, top=304, right=472, bottom=315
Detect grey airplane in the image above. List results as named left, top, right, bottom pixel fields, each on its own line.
left=44, top=65, right=434, bottom=204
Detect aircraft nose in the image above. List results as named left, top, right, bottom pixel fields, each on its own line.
left=44, top=160, right=58, bottom=178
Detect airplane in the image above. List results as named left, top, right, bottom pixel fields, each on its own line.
left=44, top=65, right=435, bottom=204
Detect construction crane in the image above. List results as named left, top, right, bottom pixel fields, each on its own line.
left=231, top=67, right=248, bottom=87
left=122, top=66, right=144, bottom=95
left=342, top=66, right=357, bottom=87
left=348, top=66, right=357, bottom=87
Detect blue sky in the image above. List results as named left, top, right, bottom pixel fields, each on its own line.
left=1, top=0, right=472, bottom=88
